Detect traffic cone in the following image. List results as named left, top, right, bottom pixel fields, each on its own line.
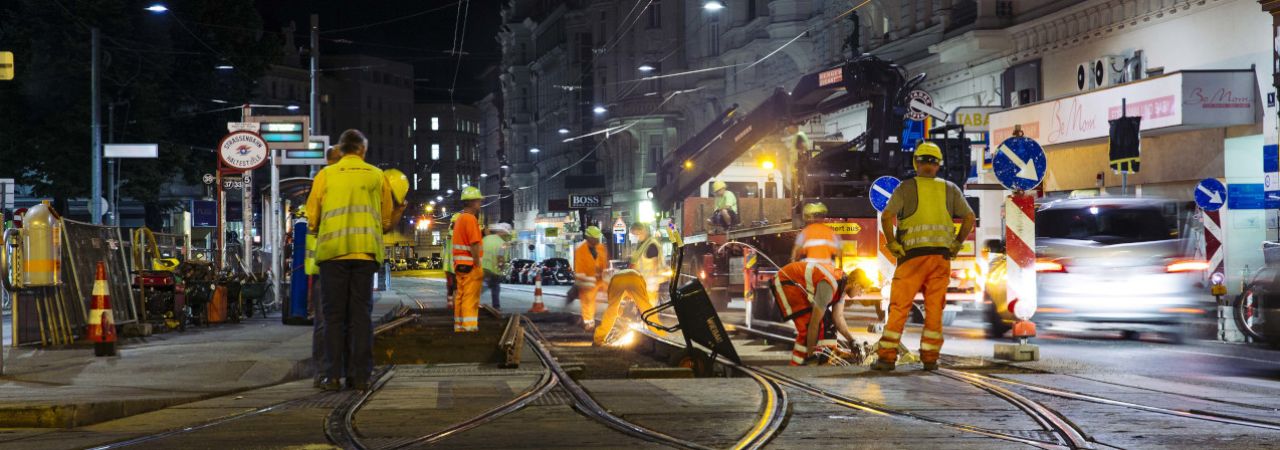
left=88, top=261, right=117, bottom=357
left=529, top=274, right=547, bottom=313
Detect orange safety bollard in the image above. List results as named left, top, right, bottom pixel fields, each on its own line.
left=528, top=273, right=547, bottom=313
left=88, top=261, right=118, bottom=357
left=1012, top=319, right=1036, bottom=338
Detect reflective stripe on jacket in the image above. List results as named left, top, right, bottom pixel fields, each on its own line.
left=573, top=241, right=607, bottom=288
left=798, top=223, right=839, bottom=263
left=630, top=237, right=664, bottom=290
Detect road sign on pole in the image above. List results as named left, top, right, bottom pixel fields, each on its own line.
left=218, top=131, right=269, bottom=172
left=993, top=136, right=1047, bottom=191
left=1194, top=178, right=1227, bottom=211
left=869, top=176, right=900, bottom=212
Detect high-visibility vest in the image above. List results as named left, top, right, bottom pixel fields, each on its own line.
left=798, top=223, right=839, bottom=263
left=771, top=261, right=842, bottom=350
left=314, top=158, right=386, bottom=263
left=630, top=237, right=664, bottom=291
left=898, top=177, right=955, bottom=251
left=452, top=212, right=481, bottom=270
left=573, top=241, right=606, bottom=289
left=304, top=231, right=319, bottom=276
left=442, top=214, right=458, bottom=273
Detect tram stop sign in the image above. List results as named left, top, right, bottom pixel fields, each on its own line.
left=993, top=136, right=1047, bottom=191
left=870, top=176, right=900, bottom=212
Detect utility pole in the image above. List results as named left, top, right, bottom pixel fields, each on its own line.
left=91, top=28, right=103, bottom=224
left=310, top=14, right=320, bottom=137
left=107, top=103, right=116, bottom=226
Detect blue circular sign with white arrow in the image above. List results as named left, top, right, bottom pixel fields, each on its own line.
left=993, top=136, right=1048, bottom=191
left=870, top=176, right=901, bottom=212
left=1194, top=178, right=1227, bottom=211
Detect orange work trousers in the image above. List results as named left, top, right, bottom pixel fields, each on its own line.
left=454, top=268, right=483, bottom=332
left=577, top=284, right=602, bottom=326
left=594, top=270, right=662, bottom=345
left=877, top=254, right=949, bottom=363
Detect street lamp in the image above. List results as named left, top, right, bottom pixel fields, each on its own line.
left=436, top=195, right=444, bottom=201
left=285, top=105, right=300, bottom=111
left=480, top=173, right=488, bottom=178
left=703, top=1, right=725, bottom=11
left=214, top=64, right=235, bottom=71
left=144, top=3, right=169, bottom=13
left=638, top=64, right=656, bottom=73
left=447, top=189, right=454, bottom=195
left=530, top=147, right=541, bottom=154
left=593, top=106, right=607, bottom=114
left=558, top=128, right=570, bottom=135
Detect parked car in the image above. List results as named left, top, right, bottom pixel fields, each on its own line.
left=415, top=257, right=431, bottom=270
left=984, top=197, right=1208, bottom=342
left=539, top=258, right=574, bottom=285
left=508, top=259, right=535, bottom=284
left=393, top=258, right=409, bottom=271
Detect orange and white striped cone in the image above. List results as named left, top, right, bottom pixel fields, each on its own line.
left=529, top=274, right=547, bottom=313
left=88, top=261, right=117, bottom=357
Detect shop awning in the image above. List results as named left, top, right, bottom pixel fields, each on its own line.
left=989, top=70, right=1258, bottom=147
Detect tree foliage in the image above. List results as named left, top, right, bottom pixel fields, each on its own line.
left=0, top=0, right=280, bottom=220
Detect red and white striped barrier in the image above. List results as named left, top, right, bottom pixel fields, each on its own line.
left=1004, top=193, right=1037, bottom=322
left=529, top=274, right=548, bottom=313
left=1202, top=209, right=1224, bottom=281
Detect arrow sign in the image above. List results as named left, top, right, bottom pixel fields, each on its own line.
left=992, top=136, right=1047, bottom=191
left=870, top=176, right=901, bottom=212
left=1194, top=178, right=1227, bottom=211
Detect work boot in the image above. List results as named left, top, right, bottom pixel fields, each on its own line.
left=869, top=359, right=895, bottom=371
left=318, top=378, right=341, bottom=391
left=922, top=361, right=939, bottom=371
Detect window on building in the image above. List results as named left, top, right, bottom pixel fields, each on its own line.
left=413, top=173, right=419, bottom=190
left=647, top=134, right=662, bottom=173
left=456, top=144, right=461, bottom=160
left=1001, top=59, right=1042, bottom=107
left=413, top=144, right=418, bottom=160
left=647, top=0, right=661, bottom=28
left=431, top=116, right=439, bottom=130
left=707, top=20, right=720, bottom=55
left=413, top=117, right=417, bottom=131
left=431, top=173, right=441, bottom=190
left=431, top=144, right=440, bottom=160
left=747, top=0, right=758, bottom=21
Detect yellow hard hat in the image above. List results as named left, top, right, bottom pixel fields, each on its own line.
left=584, top=226, right=603, bottom=239
left=802, top=202, right=828, bottom=218
left=296, top=205, right=307, bottom=218
left=914, top=141, right=943, bottom=163
left=384, top=169, right=410, bottom=203
left=712, top=180, right=727, bottom=192
left=460, top=186, right=483, bottom=200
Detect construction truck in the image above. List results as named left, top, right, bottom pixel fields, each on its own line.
left=653, top=54, right=980, bottom=326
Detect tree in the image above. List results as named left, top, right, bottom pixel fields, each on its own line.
left=0, top=0, right=280, bottom=225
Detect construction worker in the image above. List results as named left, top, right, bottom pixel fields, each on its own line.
left=709, top=180, right=738, bottom=231
left=451, top=187, right=485, bottom=332
left=443, top=213, right=459, bottom=309
left=572, top=226, right=609, bottom=331
left=482, top=223, right=512, bottom=309
left=792, top=202, right=840, bottom=266
left=872, top=141, right=975, bottom=371
left=306, top=129, right=406, bottom=391
left=593, top=222, right=665, bottom=345
left=770, top=260, right=853, bottom=365
left=308, top=147, right=341, bottom=388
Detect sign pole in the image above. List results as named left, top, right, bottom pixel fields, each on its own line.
left=991, top=129, right=1046, bottom=362
left=217, top=169, right=225, bottom=270
left=241, top=105, right=253, bottom=273
left=270, top=149, right=281, bottom=309
left=868, top=175, right=900, bottom=333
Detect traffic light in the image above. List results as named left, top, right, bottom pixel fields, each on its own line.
left=0, top=52, right=14, bottom=81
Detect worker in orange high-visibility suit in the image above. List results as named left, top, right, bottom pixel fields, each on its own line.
left=572, top=226, right=609, bottom=331
left=792, top=202, right=841, bottom=266
left=873, top=142, right=975, bottom=371
left=771, top=260, right=853, bottom=365
left=451, top=187, right=486, bottom=332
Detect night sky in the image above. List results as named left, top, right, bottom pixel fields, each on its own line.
left=255, top=0, right=501, bottom=103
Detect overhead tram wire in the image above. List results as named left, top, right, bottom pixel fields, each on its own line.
left=736, top=0, right=872, bottom=74
left=321, top=1, right=465, bottom=35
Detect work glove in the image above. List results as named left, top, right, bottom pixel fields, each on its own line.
left=949, top=240, right=964, bottom=258
left=887, top=241, right=906, bottom=259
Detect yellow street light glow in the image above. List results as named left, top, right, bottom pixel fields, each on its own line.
left=761, top=160, right=775, bottom=171
left=683, top=160, right=694, bottom=170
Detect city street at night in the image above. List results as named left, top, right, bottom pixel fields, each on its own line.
left=3, top=0, right=1280, bottom=449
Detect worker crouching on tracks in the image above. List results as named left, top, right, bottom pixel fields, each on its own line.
left=451, top=187, right=486, bottom=332
left=594, top=222, right=666, bottom=346
left=771, top=260, right=855, bottom=365
left=872, top=142, right=975, bottom=371
left=571, top=226, right=609, bottom=331
left=306, top=129, right=406, bottom=391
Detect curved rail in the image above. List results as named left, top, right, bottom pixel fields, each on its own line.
left=389, top=365, right=559, bottom=448
left=325, top=366, right=397, bottom=450
left=521, top=316, right=714, bottom=450
left=729, top=367, right=789, bottom=450
left=954, top=370, right=1280, bottom=432
left=87, top=315, right=417, bottom=450
left=935, top=369, right=1092, bottom=449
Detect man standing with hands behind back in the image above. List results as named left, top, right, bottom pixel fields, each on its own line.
left=305, top=129, right=406, bottom=391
